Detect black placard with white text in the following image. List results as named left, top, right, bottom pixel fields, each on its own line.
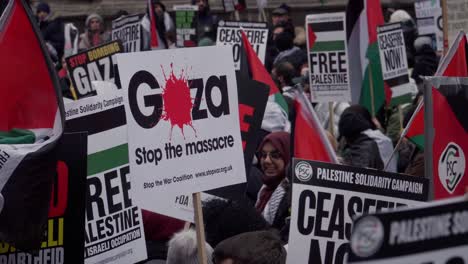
left=66, top=41, right=123, bottom=99
left=348, top=196, right=468, bottom=264
left=287, top=159, right=428, bottom=264
left=0, top=133, right=87, bottom=264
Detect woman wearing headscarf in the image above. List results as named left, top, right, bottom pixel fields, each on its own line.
left=255, top=131, right=291, bottom=230
left=78, top=13, right=110, bottom=50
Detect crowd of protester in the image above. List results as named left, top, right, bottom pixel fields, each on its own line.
left=31, top=1, right=440, bottom=263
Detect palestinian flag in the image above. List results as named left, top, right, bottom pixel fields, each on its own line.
left=147, top=0, right=163, bottom=49
left=307, top=16, right=345, bottom=52
left=0, top=0, right=64, bottom=249
left=293, top=88, right=338, bottom=163
left=403, top=32, right=468, bottom=149
left=239, top=31, right=289, bottom=114
left=430, top=77, right=468, bottom=199
left=346, top=0, right=390, bottom=115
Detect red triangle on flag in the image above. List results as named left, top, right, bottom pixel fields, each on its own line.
left=148, top=0, right=159, bottom=49
left=240, top=31, right=279, bottom=96
left=294, top=90, right=338, bottom=163
left=308, top=24, right=316, bottom=50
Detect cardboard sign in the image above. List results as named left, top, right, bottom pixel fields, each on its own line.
left=65, top=90, right=147, bottom=264
left=174, top=5, right=198, bottom=47
left=66, top=41, right=123, bottom=99
left=414, top=0, right=443, bottom=52
left=112, top=14, right=142, bottom=53
left=377, top=23, right=412, bottom=106
left=216, top=20, right=268, bottom=70
left=287, top=159, right=428, bottom=264
left=348, top=196, right=468, bottom=264
left=447, top=0, right=468, bottom=47
left=0, top=133, right=88, bottom=264
left=126, top=71, right=269, bottom=222
left=306, top=13, right=351, bottom=102
left=117, top=46, right=246, bottom=214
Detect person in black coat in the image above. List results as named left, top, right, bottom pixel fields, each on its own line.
left=36, top=2, right=64, bottom=61
left=338, top=105, right=385, bottom=170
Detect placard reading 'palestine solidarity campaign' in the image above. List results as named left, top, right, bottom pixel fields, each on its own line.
left=112, top=14, right=142, bottom=53
left=306, top=12, right=351, bottom=102
left=117, top=46, right=246, bottom=214
left=414, top=0, right=443, bottom=52
left=216, top=20, right=268, bottom=70
left=348, top=196, right=468, bottom=264
left=377, top=23, right=412, bottom=106
left=287, top=159, right=428, bottom=264
left=174, top=5, right=198, bottom=47
left=66, top=41, right=123, bottom=99
left=0, top=133, right=87, bottom=264
left=65, top=90, right=147, bottom=264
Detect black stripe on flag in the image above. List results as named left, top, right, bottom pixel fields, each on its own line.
left=438, top=84, right=468, bottom=133
left=346, top=0, right=364, bottom=40
left=386, top=74, right=410, bottom=87
left=309, top=21, right=344, bottom=32
left=65, top=105, right=126, bottom=135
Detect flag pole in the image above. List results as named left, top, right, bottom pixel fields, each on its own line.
left=441, top=0, right=449, bottom=55
left=423, top=79, right=434, bottom=200
left=398, top=105, right=404, bottom=131
left=328, top=102, right=335, bottom=137
left=369, top=65, right=376, bottom=117
left=193, top=192, right=208, bottom=264
left=384, top=136, right=404, bottom=171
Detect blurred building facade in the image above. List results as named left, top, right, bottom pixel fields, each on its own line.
left=30, top=0, right=415, bottom=28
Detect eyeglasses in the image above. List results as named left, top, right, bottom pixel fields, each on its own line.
left=257, top=151, right=282, bottom=160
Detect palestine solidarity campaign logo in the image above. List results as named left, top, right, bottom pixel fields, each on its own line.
left=438, top=142, right=466, bottom=193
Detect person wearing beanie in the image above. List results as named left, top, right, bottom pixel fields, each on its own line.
left=213, top=231, right=287, bottom=264
left=36, top=2, right=64, bottom=60
left=338, top=105, right=396, bottom=171
left=166, top=229, right=213, bottom=264
left=78, top=13, right=110, bottom=50
left=36, top=2, right=50, bottom=23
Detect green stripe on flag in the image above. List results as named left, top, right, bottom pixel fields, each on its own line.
left=408, top=135, right=424, bottom=150
left=88, top=144, right=129, bottom=176
left=0, top=128, right=36, bottom=144
left=274, top=92, right=289, bottom=114
left=390, top=93, right=412, bottom=107
left=360, top=42, right=385, bottom=116
left=311, top=41, right=345, bottom=52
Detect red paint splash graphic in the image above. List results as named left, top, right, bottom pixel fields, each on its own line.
left=161, top=64, right=196, bottom=139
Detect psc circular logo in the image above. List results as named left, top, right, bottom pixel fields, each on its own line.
left=219, top=20, right=225, bottom=26
left=438, top=142, right=466, bottom=194
left=295, top=161, right=313, bottom=182
left=350, top=216, right=384, bottom=258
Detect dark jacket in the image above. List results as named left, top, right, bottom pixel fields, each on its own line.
left=38, top=17, right=64, bottom=59
left=341, top=133, right=384, bottom=170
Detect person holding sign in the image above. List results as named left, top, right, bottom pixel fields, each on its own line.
left=255, top=132, right=291, bottom=230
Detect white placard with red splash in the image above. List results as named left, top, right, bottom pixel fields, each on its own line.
left=116, top=46, right=246, bottom=213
